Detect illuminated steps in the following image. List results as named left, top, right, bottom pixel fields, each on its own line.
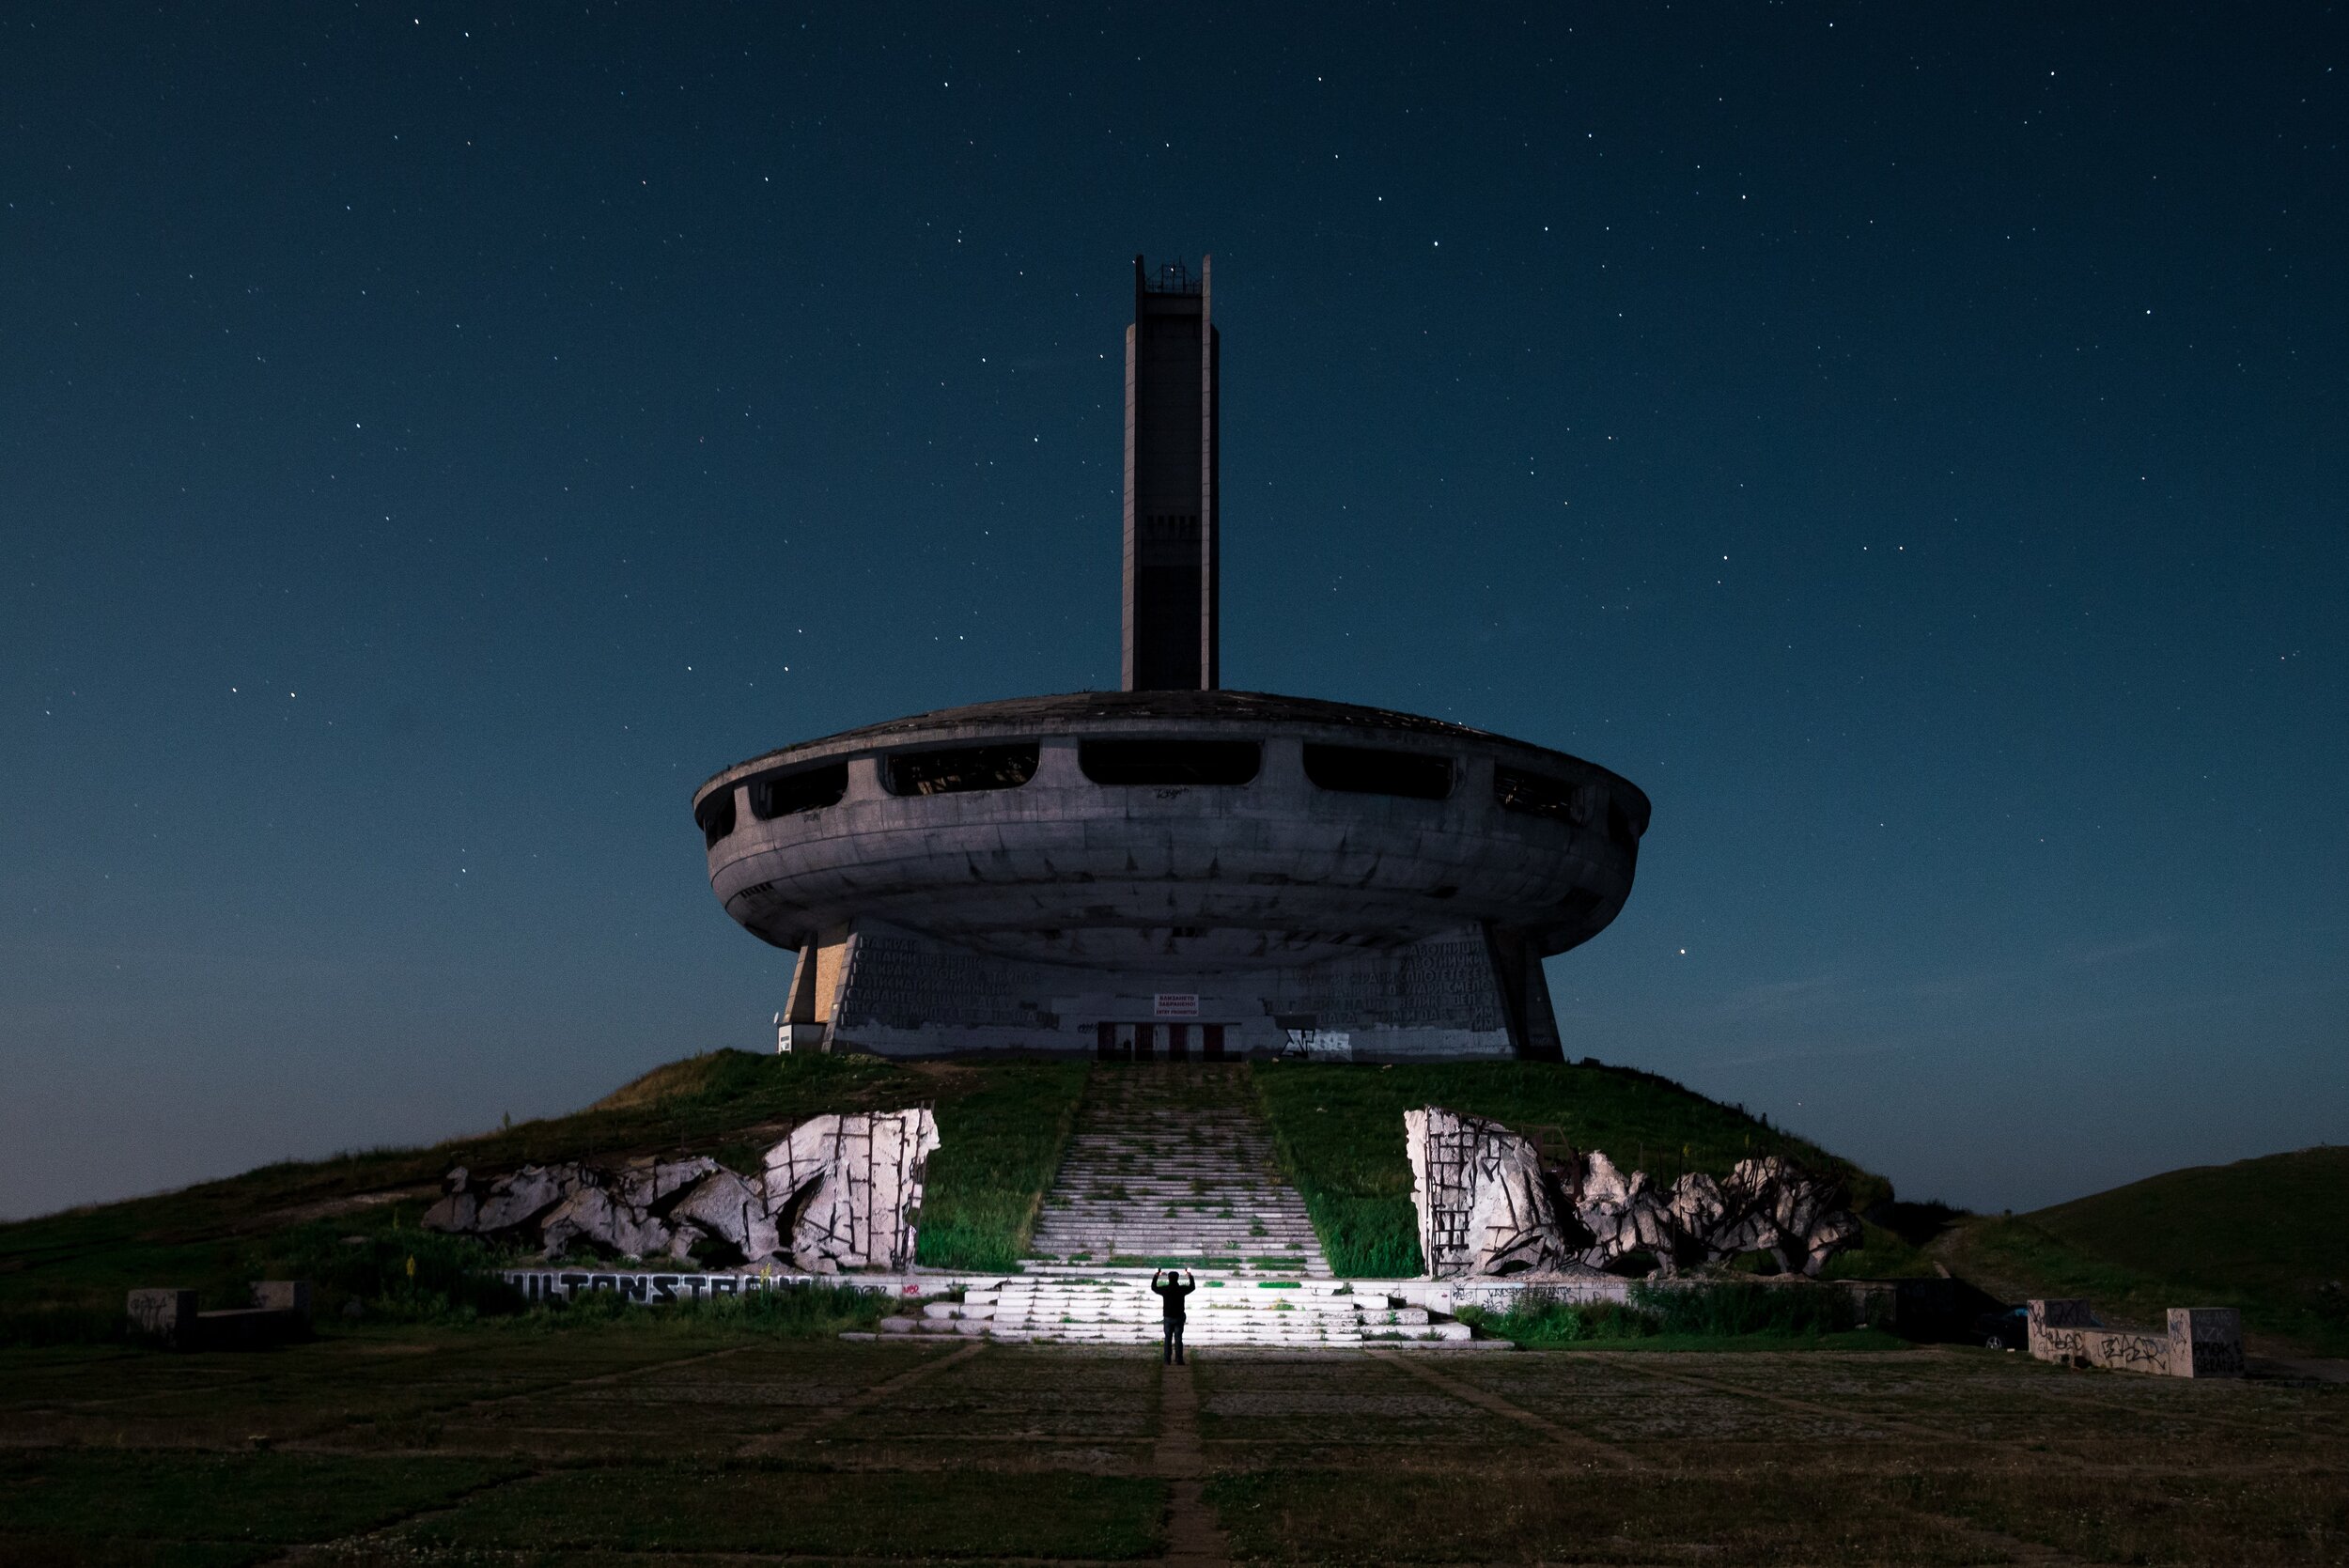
left=923, top=1272, right=1466, bottom=1346
left=1027, top=1064, right=1330, bottom=1272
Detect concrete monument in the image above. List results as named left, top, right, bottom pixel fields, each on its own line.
left=694, top=256, right=1650, bottom=1061
left=1405, top=1106, right=1861, bottom=1278
left=424, top=1109, right=938, bottom=1273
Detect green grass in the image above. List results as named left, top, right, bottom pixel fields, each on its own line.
left=0, top=1050, right=1080, bottom=1341
left=914, top=1062, right=1086, bottom=1270
left=1940, top=1145, right=2349, bottom=1357
left=1457, top=1280, right=1895, bottom=1349
left=0, top=1450, right=524, bottom=1561
left=8, top=1332, right=2343, bottom=1566
left=410, top=1463, right=1165, bottom=1558
left=1249, top=1059, right=1890, bottom=1277
left=1816, top=1219, right=1941, bottom=1281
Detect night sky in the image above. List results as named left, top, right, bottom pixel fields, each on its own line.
left=6, top=6, right=2343, bottom=1220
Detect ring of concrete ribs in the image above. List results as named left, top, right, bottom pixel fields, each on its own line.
left=693, top=691, right=1647, bottom=971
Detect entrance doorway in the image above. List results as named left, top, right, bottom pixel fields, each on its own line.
left=1095, top=1022, right=1158, bottom=1061
left=1096, top=1021, right=1228, bottom=1061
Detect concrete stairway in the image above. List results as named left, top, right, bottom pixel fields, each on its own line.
left=879, top=1270, right=1470, bottom=1346
left=1027, top=1064, right=1330, bottom=1271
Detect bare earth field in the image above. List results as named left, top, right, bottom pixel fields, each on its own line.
left=2, top=1327, right=2343, bottom=1566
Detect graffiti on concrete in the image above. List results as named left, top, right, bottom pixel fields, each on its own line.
left=2027, top=1299, right=2243, bottom=1378
left=503, top=1268, right=920, bottom=1305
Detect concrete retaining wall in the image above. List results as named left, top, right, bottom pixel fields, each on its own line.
left=501, top=1267, right=932, bottom=1305
left=2028, top=1298, right=2243, bottom=1378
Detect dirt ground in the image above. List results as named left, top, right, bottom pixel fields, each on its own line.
left=2, top=1327, right=2343, bottom=1565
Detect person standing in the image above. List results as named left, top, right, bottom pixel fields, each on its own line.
left=1150, top=1267, right=1196, bottom=1364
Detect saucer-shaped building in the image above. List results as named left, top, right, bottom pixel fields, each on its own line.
left=693, top=257, right=1648, bottom=1062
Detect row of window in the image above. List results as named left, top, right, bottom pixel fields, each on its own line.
left=699, top=739, right=1632, bottom=848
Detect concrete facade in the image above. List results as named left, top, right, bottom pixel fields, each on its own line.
left=695, top=690, right=1645, bottom=1060
left=692, top=256, right=1648, bottom=1060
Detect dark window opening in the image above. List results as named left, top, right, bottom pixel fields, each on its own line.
left=1303, top=743, right=1454, bottom=800
left=695, top=788, right=737, bottom=848
left=1496, top=766, right=1588, bottom=825
left=1081, top=738, right=1260, bottom=786
left=749, top=761, right=848, bottom=820
left=885, top=743, right=1039, bottom=797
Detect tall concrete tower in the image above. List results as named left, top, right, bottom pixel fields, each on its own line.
left=1122, top=255, right=1220, bottom=691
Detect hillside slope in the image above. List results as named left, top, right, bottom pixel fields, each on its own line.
left=1938, top=1145, right=2349, bottom=1357
left=0, top=1051, right=1083, bottom=1343
left=3, top=1050, right=1905, bottom=1341
left=1251, top=1058, right=1896, bottom=1277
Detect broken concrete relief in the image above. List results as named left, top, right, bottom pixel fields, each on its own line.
left=762, top=1110, right=939, bottom=1272
left=669, top=1169, right=770, bottom=1264
left=467, top=1163, right=584, bottom=1234
left=421, top=1109, right=935, bottom=1274
left=1406, top=1105, right=1861, bottom=1280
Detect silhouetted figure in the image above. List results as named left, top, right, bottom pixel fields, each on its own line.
left=1151, top=1268, right=1196, bottom=1363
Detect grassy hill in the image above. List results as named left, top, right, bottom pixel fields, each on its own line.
left=1937, top=1145, right=2349, bottom=1357
left=1250, top=1058, right=1898, bottom=1277
left=2, top=1049, right=1913, bottom=1343
left=0, top=1051, right=1084, bottom=1344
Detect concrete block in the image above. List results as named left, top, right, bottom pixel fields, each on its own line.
left=2168, top=1308, right=2245, bottom=1378
left=193, top=1307, right=305, bottom=1351
left=251, top=1281, right=312, bottom=1320
left=2030, top=1298, right=2207, bottom=1377
left=127, top=1289, right=196, bottom=1347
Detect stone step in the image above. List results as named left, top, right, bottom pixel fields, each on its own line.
left=1030, top=1064, right=1331, bottom=1275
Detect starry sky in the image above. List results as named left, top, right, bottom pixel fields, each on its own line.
left=5, top=5, right=2343, bottom=1220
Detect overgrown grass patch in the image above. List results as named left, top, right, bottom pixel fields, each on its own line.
left=1, top=1052, right=1083, bottom=1337
left=1816, top=1219, right=1939, bottom=1281
left=1462, top=1281, right=1899, bottom=1350
left=1250, top=1059, right=1888, bottom=1277
left=409, top=1460, right=1165, bottom=1559
left=1945, top=1212, right=2349, bottom=1358
left=1948, top=1145, right=2349, bottom=1357
left=1906, top=1461, right=2349, bottom=1565
left=1204, top=1465, right=1983, bottom=1565
left=0, top=1450, right=521, bottom=1555
left=916, top=1061, right=1085, bottom=1270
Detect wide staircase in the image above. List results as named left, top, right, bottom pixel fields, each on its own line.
left=879, top=1274, right=1469, bottom=1345
left=980, top=1274, right=1455, bottom=1344
left=877, top=1064, right=1474, bottom=1346
left=1025, top=1063, right=1329, bottom=1269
